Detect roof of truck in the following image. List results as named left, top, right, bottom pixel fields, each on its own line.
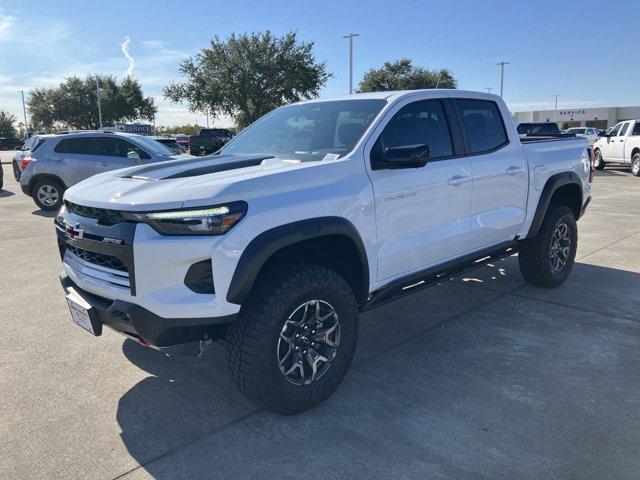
left=294, top=89, right=499, bottom=105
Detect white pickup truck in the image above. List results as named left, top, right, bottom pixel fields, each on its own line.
left=54, top=90, right=592, bottom=414
left=593, top=119, right=640, bottom=175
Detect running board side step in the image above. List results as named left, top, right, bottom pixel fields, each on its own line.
left=359, top=242, right=518, bottom=312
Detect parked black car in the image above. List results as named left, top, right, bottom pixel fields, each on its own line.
left=189, top=128, right=232, bottom=155
left=151, top=136, right=184, bottom=155
left=515, top=122, right=562, bottom=135
left=0, top=160, right=4, bottom=190
left=0, top=137, right=23, bottom=150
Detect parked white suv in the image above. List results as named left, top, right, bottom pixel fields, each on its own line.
left=20, top=131, right=187, bottom=211
left=55, top=90, right=592, bottom=414
left=593, top=120, right=640, bottom=175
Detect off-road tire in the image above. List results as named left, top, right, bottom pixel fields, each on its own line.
left=13, top=160, right=21, bottom=181
left=632, top=153, right=640, bottom=177
left=593, top=149, right=605, bottom=170
left=225, top=262, right=359, bottom=415
left=32, top=178, right=64, bottom=211
left=518, top=204, right=577, bottom=288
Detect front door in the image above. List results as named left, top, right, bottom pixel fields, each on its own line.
left=93, top=137, right=147, bottom=173
left=609, top=122, right=629, bottom=162
left=366, top=97, right=473, bottom=282
left=600, top=122, right=622, bottom=160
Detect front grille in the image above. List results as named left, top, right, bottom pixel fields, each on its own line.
left=65, top=201, right=124, bottom=226
left=66, top=244, right=127, bottom=272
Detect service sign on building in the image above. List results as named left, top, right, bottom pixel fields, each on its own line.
left=116, top=124, right=153, bottom=134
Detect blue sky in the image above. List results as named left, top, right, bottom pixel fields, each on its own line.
left=1, top=0, right=638, bottom=127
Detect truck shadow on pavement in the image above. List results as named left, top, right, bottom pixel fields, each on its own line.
left=116, top=256, right=640, bottom=479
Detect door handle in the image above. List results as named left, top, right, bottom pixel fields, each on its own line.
left=506, top=165, right=522, bottom=175
left=447, top=175, right=467, bottom=186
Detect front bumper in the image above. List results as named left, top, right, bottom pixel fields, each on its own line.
left=60, top=272, right=236, bottom=354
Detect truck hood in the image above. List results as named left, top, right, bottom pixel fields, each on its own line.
left=64, top=153, right=300, bottom=211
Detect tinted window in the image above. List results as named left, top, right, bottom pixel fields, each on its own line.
left=517, top=123, right=560, bottom=135
left=54, top=138, right=94, bottom=154
left=378, top=100, right=453, bottom=159
left=619, top=123, right=629, bottom=136
left=570, top=128, right=586, bottom=134
left=632, top=123, right=640, bottom=136
left=23, top=136, right=39, bottom=150
left=456, top=99, right=507, bottom=153
left=94, top=137, right=139, bottom=158
left=221, top=99, right=386, bottom=161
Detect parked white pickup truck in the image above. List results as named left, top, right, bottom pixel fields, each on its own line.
left=593, top=119, right=640, bottom=175
left=54, top=90, right=592, bottom=414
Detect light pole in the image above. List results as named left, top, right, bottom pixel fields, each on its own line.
left=495, top=61, right=510, bottom=97
left=18, top=90, right=28, bottom=137
left=341, top=33, right=360, bottom=94
left=486, top=87, right=493, bottom=94
left=96, top=78, right=103, bottom=129
left=553, top=94, right=559, bottom=122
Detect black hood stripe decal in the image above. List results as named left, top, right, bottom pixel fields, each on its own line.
left=117, top=154, right=275, bottom=180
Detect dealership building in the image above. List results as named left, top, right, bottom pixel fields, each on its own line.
left=512, top=105, right=640, bottom=130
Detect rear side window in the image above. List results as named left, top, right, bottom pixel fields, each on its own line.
left=378, top=100, right=453, bottom=159
left=54, top=138, right=94, bottom=154
left=30, top=138, right=46, bottom=152
left=632, top=123, right=640, bottom=136
left=455, top=99, right=508, bottom=154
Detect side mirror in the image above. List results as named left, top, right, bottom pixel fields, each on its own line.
left=127, top=151, right=141, bottom=165
left=382, top=144, right=430, bottom=168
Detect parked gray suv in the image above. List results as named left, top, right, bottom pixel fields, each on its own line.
left=19, top=131, right=186, bottom=210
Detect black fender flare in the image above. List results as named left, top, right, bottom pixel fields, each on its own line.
left=525, top=171, right=583, bottom=239
left=226, top=217, right=370, bottom=305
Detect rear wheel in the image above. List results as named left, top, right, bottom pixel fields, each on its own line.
left=32, top=178, right=64, bottom=211
left=518, top=204, right=577, bottom=288
left=13, top=161, right=21, bottom=181
left=593, top=149, right=605, bottom=170
left=632, top=153, right=640, bottom=177
left=226, top=262, right=358, bottom=414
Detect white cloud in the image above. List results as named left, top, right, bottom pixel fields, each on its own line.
left=120, top=36, right=135, bottom=76
left=142, top=40, right=169, bottom=50
left=0, top=7, right=15, bottom=41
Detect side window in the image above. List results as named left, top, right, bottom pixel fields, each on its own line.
left=126, top=141, right=151, bottom=160
left=455, top=99, right=508, bottom=154
left=93, top=137, right=150, bottom=159
left=632, top=123, right=640, bottom=136
left=378, top=100, right=453, bottom=159
left=610, top=123, right=622, bottom=137
left=619, top=123, right=629, bottom=136
left=54, top=138, right=95, bottom=154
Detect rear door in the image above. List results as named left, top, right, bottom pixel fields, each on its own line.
left=51, top=137, right=100, bottom=185
left=365, top=94, right=473, bottom=281
left=453, top=97, right=528, bottom=249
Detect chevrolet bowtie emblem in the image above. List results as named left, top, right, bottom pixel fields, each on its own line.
left=66, top=223, right=84, bottom=239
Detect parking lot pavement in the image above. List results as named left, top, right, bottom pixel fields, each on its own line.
left=2, top=149, right=640, bottom=479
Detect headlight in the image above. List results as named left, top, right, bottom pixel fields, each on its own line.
left=122, top=201, right=247, bottom=236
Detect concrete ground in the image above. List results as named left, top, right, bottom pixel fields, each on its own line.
left=1, top=151, right=639, bottom=479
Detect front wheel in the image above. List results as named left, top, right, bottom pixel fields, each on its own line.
left=32, top=178, right=64, bottom=211
left=632, top=153, right=640, bottom=177
left=518, top=204, right=577, bottom=288
left=226, top=262, right=358, bottom=414
left=593, top=149, right=605, bottom=170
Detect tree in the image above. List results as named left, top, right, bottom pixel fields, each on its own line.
left=358, top=58, right=457, bottom=92
left=164, top=31, right=331, bottom=128
left=27, top=75, right=157, bottom=130
left=0, top=111, right=17, bottom=137
left=561, top=122, right=570, bottom=130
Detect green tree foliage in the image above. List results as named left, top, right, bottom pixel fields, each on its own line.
left=561, top=122, right=570, bottom=130
left=164, top=31, right=331, bottom=128
left=358, top=58, right=457, bottom=92
left=27, top=75, right=157, bottom=130
left=0, top=110, right=17, bottom=137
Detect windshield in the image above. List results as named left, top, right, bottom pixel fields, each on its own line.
left=133, top=135, right=175, bottom=156
left=220, top=99, right=387, bottom=161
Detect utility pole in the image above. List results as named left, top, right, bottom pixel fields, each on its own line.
left=96, top=78, right=103, bottom=129
left=19, top=90, right=28, bottom=138
left=554, top=94, right=560, bottom=122
left=486, top=87, right=493, bottom=94
left=495, top=61, right=510, bottom=98
left=341, top=33, right=360, bottom=94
